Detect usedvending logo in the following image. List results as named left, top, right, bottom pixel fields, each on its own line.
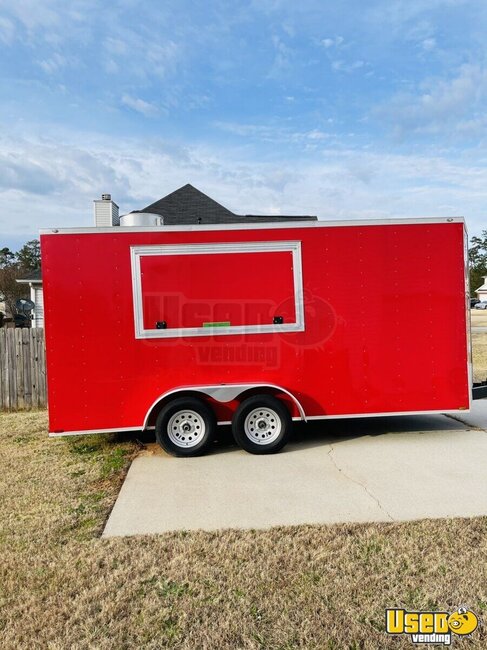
left=386, top=607, right=479, bottom=645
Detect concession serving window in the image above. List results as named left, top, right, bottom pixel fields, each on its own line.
left=130, top=241, right=304, bottom=339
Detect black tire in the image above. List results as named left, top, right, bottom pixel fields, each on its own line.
left=155, top=397, right=216, bottom=457
left=232, top=394, right=292, bottom=454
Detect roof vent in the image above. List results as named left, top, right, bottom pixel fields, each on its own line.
left=120, top=211, right=163, bottom=227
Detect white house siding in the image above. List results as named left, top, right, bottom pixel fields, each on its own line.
left=476, top=276, right=487, bottom=302
left=31, top=285, right=44, bottom=328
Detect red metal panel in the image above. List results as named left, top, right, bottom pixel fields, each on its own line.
left=140, top=250, right=296, bottom=330
left=41, top=222, right=469, bottom=434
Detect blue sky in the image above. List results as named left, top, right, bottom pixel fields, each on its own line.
left=1, top=0, right=487, bottom=249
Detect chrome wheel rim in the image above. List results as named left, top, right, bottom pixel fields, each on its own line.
left=243, top=407, right=281, bottom=445
left=167, top=410, right=205, bottom=448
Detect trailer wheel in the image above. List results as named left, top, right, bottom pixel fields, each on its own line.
left=155, top=397, right=216, bottom=457
left=232, top=395, right=292, bottom=454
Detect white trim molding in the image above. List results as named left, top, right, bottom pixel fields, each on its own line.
left=142, top=382, right=308, bottom=430
left=40, top=216, right=466, bottom=236
left=130, top=240, right=305, bottom=339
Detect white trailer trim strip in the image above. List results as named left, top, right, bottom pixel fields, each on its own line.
left=305, top=408, right=470, bottom=420
left=48, top=407, right=470, bottom=437
left=49, top=426, right=143, bottom=437
left=40, top=216, right=465, bottom=236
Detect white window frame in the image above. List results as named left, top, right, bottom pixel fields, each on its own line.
left=130, top=240, right=305, bottom=339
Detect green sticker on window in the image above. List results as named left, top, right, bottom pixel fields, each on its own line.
left=202, top=321, right=231, bottom=328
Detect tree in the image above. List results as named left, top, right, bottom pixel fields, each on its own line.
left=0, top=243, right=35, bottom=317
left=0, top=247, right=15, bottom=269
left=0, top=248, right=23, bottom=316
left=469, top=230, right=487, bottom=295
left=16, top=239, right=41, bottom=272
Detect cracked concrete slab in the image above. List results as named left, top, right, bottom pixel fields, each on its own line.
left=327, top=444, right=395, bottom=522
left=103, top=411, right=487, bottom=537
left=447, top=399, right=487, bottom=430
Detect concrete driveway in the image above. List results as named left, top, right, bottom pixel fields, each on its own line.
left=103, top=403, right=487, bottom=537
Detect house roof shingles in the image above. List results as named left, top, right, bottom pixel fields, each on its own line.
left=140, top=184, right=317, bottom=225
left=16, top=268, right=42, bottom=283
left=17, top=186, right=316, bottom=287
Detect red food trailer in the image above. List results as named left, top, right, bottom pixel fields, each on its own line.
left=40, top=217, right=471, bottom=456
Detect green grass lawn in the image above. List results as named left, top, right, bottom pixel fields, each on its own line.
left=0, top=410, right=486, bottom=649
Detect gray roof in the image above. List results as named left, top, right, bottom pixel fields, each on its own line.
left=140, top=184, right=317, bottom=225
left=16, top=268, right=42, bottom=283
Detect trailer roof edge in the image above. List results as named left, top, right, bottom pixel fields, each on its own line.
left=39, top=216, right=466, bottom=236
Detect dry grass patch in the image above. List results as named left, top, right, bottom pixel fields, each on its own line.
left=472, top=331, right=487, bottom=382
left=0, top=411, right=486, bottom=649
left=471, top=309, right=487, bottom=328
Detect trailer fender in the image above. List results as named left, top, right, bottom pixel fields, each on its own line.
left=142, top=383, right=307, bottom=430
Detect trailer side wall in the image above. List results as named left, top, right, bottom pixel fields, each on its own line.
left=41, top=221, right=469, bottom=434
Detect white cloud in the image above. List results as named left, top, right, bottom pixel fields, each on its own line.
left=4, top=0, right=62, bottom=32
left=421, top=37, right=436, bottom=51
left=320, top=35, right=367, bottom=75
left=0, top=126, right=486, bottom=244
left=268, top=34, right=294, bottom=76
left=0, top=153, right=60, bottom=194
left=321, top=36, right=344, bottom=49
left=214, top=122, right=279, bottom=138
left=0, top=16, right=15, bottom=44
left=306, top=129, right=328, bottom=140
left=104, top=37, right=127, bottom=56
left=121, top=95, right=159, bottom=117
left=331, top=59, right=365, bottom=73
left=213, top=121, right=332, bottom=146
left=367, top=0, right=470, bottom=32
left=144, top=41, right=180, bottom=79
left=37, top=52, right=67, bottom=74
left=377, top=64, right=487, bottom=135
left=102, top=30, right=181, bottom=82
left=104, top=59, right=119, bottom=74
left=0, top=2, right=182, bottom=85
left=0, top=0, right=97, bottom=48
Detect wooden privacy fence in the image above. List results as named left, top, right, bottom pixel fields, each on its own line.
left=0, top=328, right=47, bottom=410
